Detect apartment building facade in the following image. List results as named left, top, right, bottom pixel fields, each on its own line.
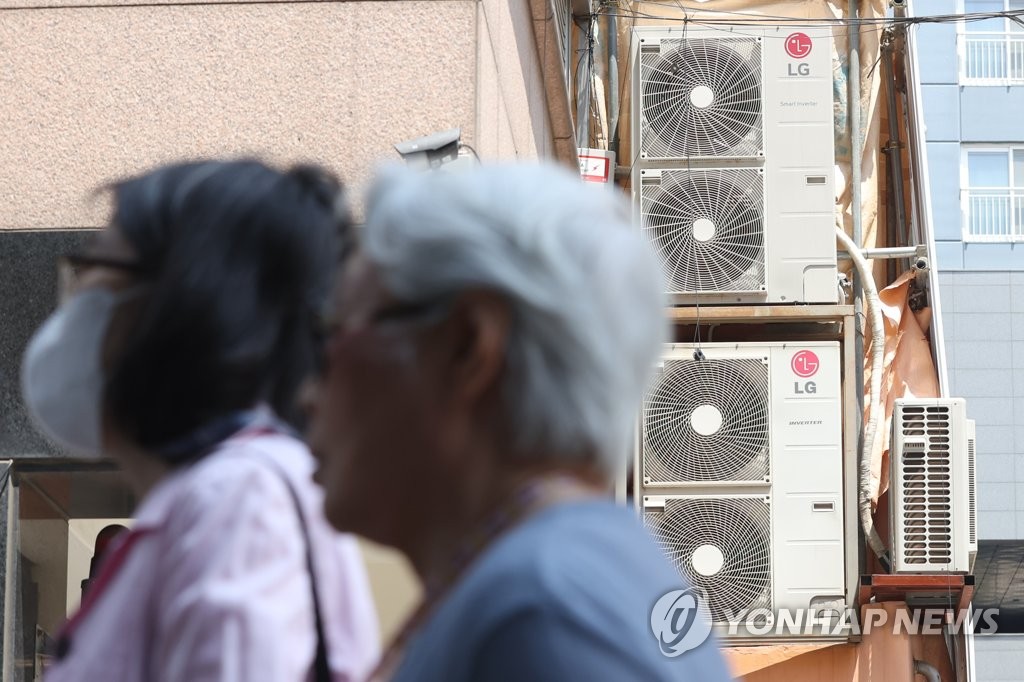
left=918, top=1, right=1024, bottom=679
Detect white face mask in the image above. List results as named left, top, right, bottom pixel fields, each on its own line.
left=21, top=287, right=135, bottom=458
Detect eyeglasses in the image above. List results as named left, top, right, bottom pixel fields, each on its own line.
left=311, top=296, right=453, bottom=375
left=57, top=252, right=149, bottom=302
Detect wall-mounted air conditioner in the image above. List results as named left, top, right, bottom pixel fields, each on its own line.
left=631, top=26, right=837, bottom=305
left=637, top=342, right=847, bottom=637
left=891, top=398, right=977, bottom=573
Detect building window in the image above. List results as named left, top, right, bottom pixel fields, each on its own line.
left=963, top=147, right=1024, bottom=241
left=961, top=0, right=1024, bottom=84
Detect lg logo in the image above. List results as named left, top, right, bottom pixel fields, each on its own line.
left=791, top=350, right=819, bottom=377
left=785, top=32, right=813, bottom=77
left=792, top=350, right=819, bottom=395
left=785, top=32, right=813, bottom=59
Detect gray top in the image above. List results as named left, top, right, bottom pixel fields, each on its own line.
left=393, top=500, right=734, bottom=681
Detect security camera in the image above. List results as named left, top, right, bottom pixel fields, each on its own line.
left=394, top=128, right=463, bottom=170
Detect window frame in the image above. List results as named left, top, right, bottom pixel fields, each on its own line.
left=960, top=144, right=1024, bottom=242
left=959, top=0, right=1024, bottom=85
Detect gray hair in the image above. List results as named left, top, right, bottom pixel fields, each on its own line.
left=361, top=162, right=667, bottom=473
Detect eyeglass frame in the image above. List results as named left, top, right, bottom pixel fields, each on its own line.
left=56, top=252, right=151, bottom=303
left=310, top=296, right=454, bottom=375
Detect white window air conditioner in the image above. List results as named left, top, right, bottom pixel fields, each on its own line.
left=637, top=342, right=847, bottom=638
left=631, top=26, right=838, bottom=305
left=890, top=398, right=977, bottom=573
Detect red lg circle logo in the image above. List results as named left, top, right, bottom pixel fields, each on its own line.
left=785, top=32, right=813, bottom=59
left=791, top=350, right=820, bottom=378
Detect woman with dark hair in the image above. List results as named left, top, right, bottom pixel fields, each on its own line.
left=21, top=159, right=379, bottom=681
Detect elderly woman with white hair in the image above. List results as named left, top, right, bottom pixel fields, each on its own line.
left=302, top=162, right=733, bottom=681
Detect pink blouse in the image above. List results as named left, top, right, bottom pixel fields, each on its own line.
left=44, top=431, right=379, bottom=681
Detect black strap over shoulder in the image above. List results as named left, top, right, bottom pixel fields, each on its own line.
left=257, top=454, right=332, bottom=682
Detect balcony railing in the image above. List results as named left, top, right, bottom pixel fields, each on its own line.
left=964, top=188, right=1024, bottom=241
left=961, top=33, right=1024, bottom=84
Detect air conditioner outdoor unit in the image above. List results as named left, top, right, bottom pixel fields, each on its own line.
left=631, top=26, right=837, bottom=305
left=637, top=342, right=848, bottom=639
left=890, top=398, right=977, bottom=573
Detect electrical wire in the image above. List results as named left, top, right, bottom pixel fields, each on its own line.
left=574, top=14, right=599, bottom=145
left=458, top=143, right=481, bottom=163
left=611, top=2, right=640, bottom=153
left=677, top=15, right=706, bottom=361
left=599, top=1, right=1024, bottom=29
left=593, top=3, right=1024, bottom=53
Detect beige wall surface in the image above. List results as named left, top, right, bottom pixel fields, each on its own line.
left=476, top=0, right=554, bottom=161
left=19, top=519, right=69, bottom=636
left=358, top=539, right=421, bottom=644
left=1, top=0, right=576, bottom=231
left=0, top=1, right=478, bottom=229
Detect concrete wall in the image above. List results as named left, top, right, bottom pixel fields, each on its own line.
left=0, top=0, right=573, bottom=231
left=938, top=271, right=1024, bottom=540
left=477, top=0, right=568, bottom=161
left=916, top=6, right=959, bottom=86
left=960, top=87, right=1024, bottom=141
left=0, top=1, right=479, bottom=229
left=925, top=141, right=961, bottom=245
left=975, top=635, right=1024, bottom=681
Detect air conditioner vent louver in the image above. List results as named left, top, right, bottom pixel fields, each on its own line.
left=643, top=357, right=770, bottom=483
left=646, top=497, right=772, bottom=621
left=641, top=168, right=765, bottom=294
left=968, top=428, right=977, bottom=546
left=898, top=406, right=954, bottom=565
left=640, top=37, right=762, bottom=159
left=892, top=399, right=974, bottom=574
